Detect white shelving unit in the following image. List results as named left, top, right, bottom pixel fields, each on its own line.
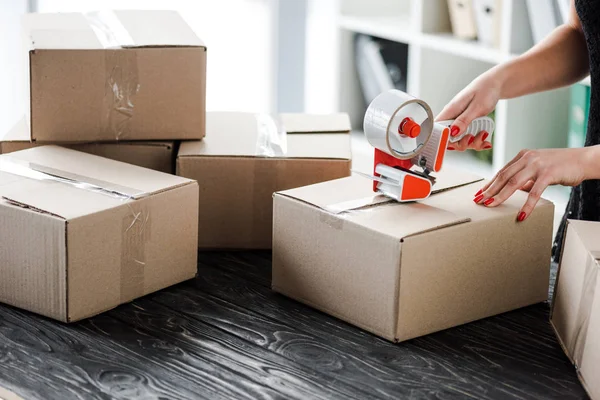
left=305, top=0, right=584, bottom=210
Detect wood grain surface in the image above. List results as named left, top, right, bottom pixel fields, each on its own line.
left=0, top=251, right=588, bottom=400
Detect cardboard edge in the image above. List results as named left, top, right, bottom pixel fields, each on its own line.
left=176, top=154, right=352, bottom=161
left=28, top=51, right=35, bottom=142
left=64, top=220, right=70, bottom=323
left=1, top=197, right=67, bottom=220
left=272, top=284, right=397, bottom=342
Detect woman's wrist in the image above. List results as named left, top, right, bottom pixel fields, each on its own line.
left=581, top=145, right=600, bottom=180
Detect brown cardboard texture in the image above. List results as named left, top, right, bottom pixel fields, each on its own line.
left=1, top=118, right=175, bottom=173
left=551, top=220, right=600, bottom=400
left=22, top=10, right=206, bottom=142
left=0, top=145, right=199, bottom=322
left=273, top=174, right=554, bottom=342
left=177, top=111, right=352, bottom=249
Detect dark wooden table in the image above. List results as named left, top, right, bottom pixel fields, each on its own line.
left=0, top=252, right=588, bottom=400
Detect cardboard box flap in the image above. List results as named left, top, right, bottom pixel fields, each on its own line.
left=276, top=175, right=471, bottom=239
left=23, top=10, right=204, bottom=50
left=178, top=112, right=352, bottom=160
left=279, top=113, right=351, bottom=134
left=567, top=220, right=600, bottom=255
left=4, top=146, right=192, bottom=195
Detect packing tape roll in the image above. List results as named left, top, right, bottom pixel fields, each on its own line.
left=363, top=89, right=434, bottom=160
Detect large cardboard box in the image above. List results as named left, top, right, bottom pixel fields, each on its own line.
left=0, top=146, right=199, bottom=322
left=177, top=111, right=352, bottom=249
left=273, top=173, right=555, bottom=342
left=551, top=220, right=600, bottom=400
left=1, top=120, right=176, bottom=173
left=22, top=10, right=206, bottom=142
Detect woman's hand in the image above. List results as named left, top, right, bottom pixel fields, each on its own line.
left=436, top=69, right=503, bottom=151
left=473, top=147, right=599, bottom=221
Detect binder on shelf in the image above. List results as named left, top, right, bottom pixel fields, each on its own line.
left=354, top=34, right=408, bottom=105
left=568, top=83, right=591, bottom=149
left=473, top=0, right=503, bottom=48
left=525, top=0, right=559, bottom=44
left=447, top=0, right=478, bottom=39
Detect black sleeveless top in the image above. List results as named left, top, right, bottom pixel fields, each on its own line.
left=553, top=1, right=600, bottom=261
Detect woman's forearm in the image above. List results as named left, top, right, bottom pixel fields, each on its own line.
left=493, top=23, right=589, bottom=100
left=582, top=145, right=600, bottom=180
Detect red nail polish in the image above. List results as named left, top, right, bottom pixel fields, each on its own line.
left=474, top=189, right=483, bottom=197
left=450, top=126, right=460, bottom=137
left=483, top=144, right=492, bottom=149
left=484, top=198, right=494, bottom=206
left=447, top=146, right=455, bottom=150
left=482, top=131, right=489, bottom=141
left=517, top=212, right=526, bottom=222
left=474, top=194, right=484, bottom=203
left=468, top=136, right=475, bottom=145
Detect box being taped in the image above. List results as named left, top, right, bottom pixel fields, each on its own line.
left=177, top=111, right=352, bottom=249
left=551, top=220, right=600, bottom=400
left=22, top=10, right=206, bottom=142
left=1, top=118, right=175, bottom=174
left=0, top=146, right=199, bottom=322
left=273, top=173, right=554, bottom=342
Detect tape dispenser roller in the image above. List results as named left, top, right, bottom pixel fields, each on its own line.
left=360, top=89, right=494, bottom=202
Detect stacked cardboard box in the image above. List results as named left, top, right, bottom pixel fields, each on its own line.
left=0, top=10, right=206, bottom=321
left=176, top=111, right=353, bottom=249
left=1, top=10, right=207, bottom=173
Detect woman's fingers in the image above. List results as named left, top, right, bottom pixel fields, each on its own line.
left=448, top=134, right=473, bottom=151
left=517, top=178, right=550, bottom=222
left=484, top=168, right=535, bottom=207
left=450, top=105, right=479, bottom=137
left=476, top=149, right=527, bottom=194
left=521, top=180, right=535, bottom=192
left=477, top=156, right=527, bottom=203
left=437, top=91, right=473, bottom=122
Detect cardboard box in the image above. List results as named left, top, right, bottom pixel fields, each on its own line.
left=1, top=120, right=176, bottom=173
left=551, top=220, right=600, bottom=400
left=272, top=173, right=554, bottom=342
left=22, top=10, right=206, bottom=142
left=0, top=146, right=199, bottom=322
left=177, top=111, right=352, bottom=249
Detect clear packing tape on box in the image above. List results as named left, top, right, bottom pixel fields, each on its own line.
left=0, top=156, right=151, bottom=302
left=84, top=10, right=139, bottom=141
left=254, top=113, right=288, bottom=157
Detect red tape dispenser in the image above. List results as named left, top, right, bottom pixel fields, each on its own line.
left=361, top=89, right=450, bottom=202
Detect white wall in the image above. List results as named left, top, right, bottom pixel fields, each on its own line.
left=0, top=0, right=28, bottom=136
left=34, top=0, right=276, bottom=114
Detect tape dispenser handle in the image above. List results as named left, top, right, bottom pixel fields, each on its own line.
left=438, top=116, right=495, bottom=143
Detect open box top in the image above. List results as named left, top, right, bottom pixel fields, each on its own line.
left=23, top=10, right=205, bottom=49
left=177, top=111, right=352, bottom=160
left=0, top=146, right=193, bottom=220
